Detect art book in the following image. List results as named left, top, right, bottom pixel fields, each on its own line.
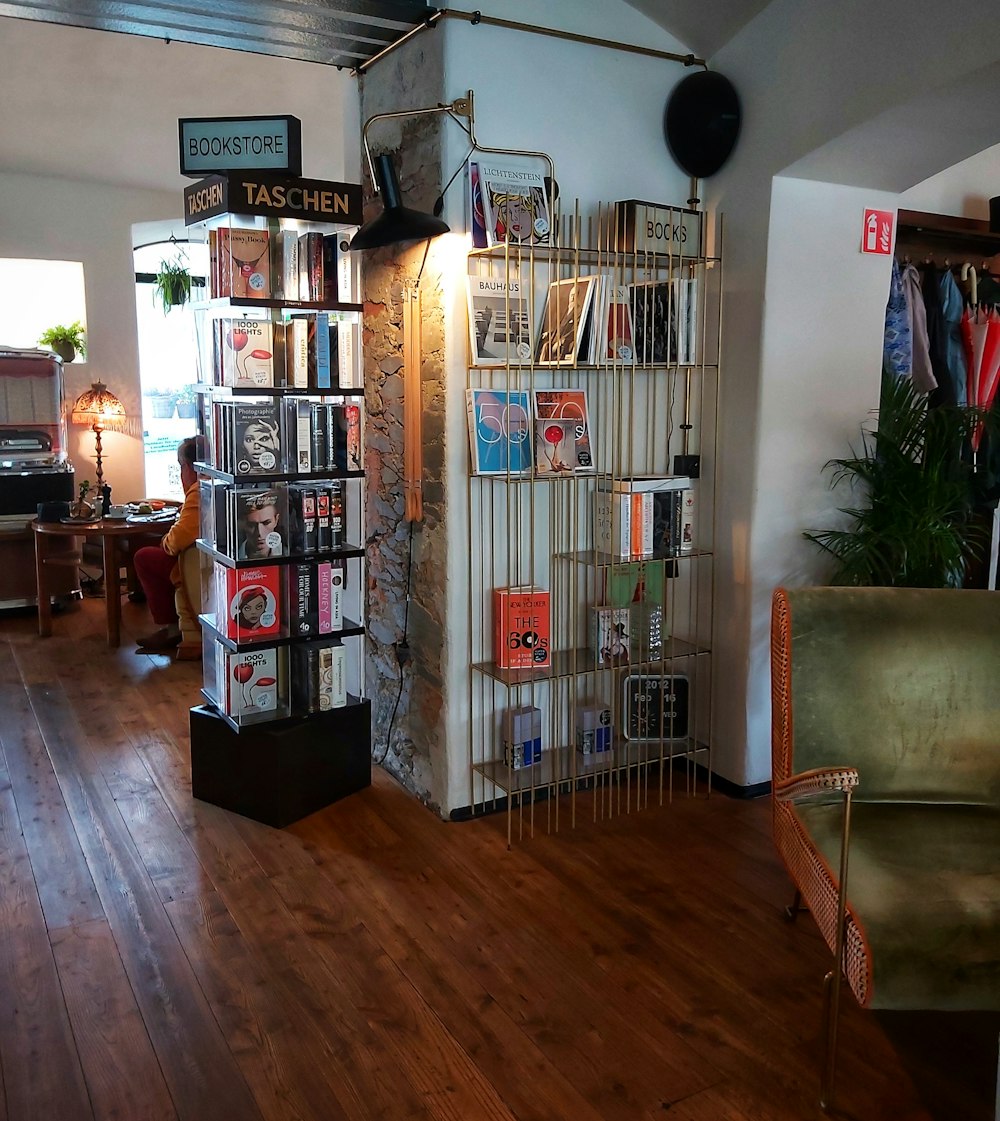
left=465, top=388, right=532, bottom=476
left=536, top=276, right=597, bottom=365
left=478, top=163, right=552, bottom=248
left=225, top=648, right=280, bottom=719
left=466, top=276, right=532, bottom=367
left=233, top=487, right=286, bottom=560
left=218, top=227, right=271, bottom=299
left=218, top=318, right=273, bottom=388
left=598, top=283, right=635, bottom=363
left=216, top=563, right=282, bottom=642
left=532, top=389, right=594, bottom=473
left=232, top=401, right=282, bottom=476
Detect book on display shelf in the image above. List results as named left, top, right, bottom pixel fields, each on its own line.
left=227, top=401, right=284, bottom=476
left=466, top=276, right=532, bottom=367
left=274, top=230, right=299, bottom=302
left=336, top=319, right=361, bottom=389
left=298, top=232, right=324, bottom=302
left=233, top=487, right=287, bottom=561
left=221, top=647, right=282, bottom=720
left=478, top=163, right=552, bottom=249
left=532, top=388, right=594, bottom=473
left=466, top=388, right=532, bottom=476
left=216, top=318, right=274, bottom=388
left=217, top=227, right=271, bottom=300
left=536, top=276, right=597, bottom=365
left=493, top=585, right=550, bottom=669
left=290, top=641, right=347, bottom=713
left=215, top=563, right=282, bottom=642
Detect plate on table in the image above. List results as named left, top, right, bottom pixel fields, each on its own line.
left=59, top=516, right=100, bottom=526
left=126, top=511, right=176, bottom=524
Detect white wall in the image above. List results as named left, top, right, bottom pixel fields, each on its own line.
left=0, top=17, right=357, bottom=499
left=708, top=0, right=1000, bottom=786
left=900, top=143, right=1000, bottom=219
left=436, top=0, right=697, bottom=813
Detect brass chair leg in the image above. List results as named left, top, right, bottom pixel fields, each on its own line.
left=784, top=888, right=804, bottom=922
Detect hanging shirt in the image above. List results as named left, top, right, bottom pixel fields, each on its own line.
left=884, top=257, right=912, bottom=380
left=901, top=263, right=937, bottom=393
left=938, top=270, right=968, bottom=406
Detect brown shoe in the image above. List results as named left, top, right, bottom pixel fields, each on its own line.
left=135, top=628, right=182, bottom=653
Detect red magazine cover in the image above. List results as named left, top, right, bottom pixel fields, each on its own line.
left=218, top=564, right=282, bottom=641
left=492, top=585, right=550, bottom=669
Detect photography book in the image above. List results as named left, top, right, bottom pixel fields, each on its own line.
left=465, top=388, right=532, bottom=476
left=233, top=487, right=286, bottom=560
left=298, top=231, right=324, bottom=301
left=466, top=276, right=532, bottom=366
left=478, top=164, right=552, bottom=249
left=592, top=281, right=634, bottom=363
left=532, top=388, right=594, bottom=473
left=630, top=280, right=695, bottom=365
left=232, top=401, right=283, bottom=476
left=536, top=276, right=597, bottom=365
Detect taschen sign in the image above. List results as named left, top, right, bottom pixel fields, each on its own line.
left=179, top=115, right=302, bottom=178
left=184, top=173, right=363, bottom=227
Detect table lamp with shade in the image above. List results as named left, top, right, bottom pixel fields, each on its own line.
left=71, top=381, right=127, bottom=512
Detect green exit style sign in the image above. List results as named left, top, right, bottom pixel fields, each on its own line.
left=179, top=115, right=302, bottom=178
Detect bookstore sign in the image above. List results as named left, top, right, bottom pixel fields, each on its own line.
left=179, top=115, right=302, bottom=177
left=184, top=172, right=363, bottom=227
left=614, top=200, right=702, bottom=258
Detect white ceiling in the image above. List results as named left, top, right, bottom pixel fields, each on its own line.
left=621, top=0, right=771, bottom=57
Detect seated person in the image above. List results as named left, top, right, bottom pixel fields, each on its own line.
left=133, top=436, right=201, bottom=654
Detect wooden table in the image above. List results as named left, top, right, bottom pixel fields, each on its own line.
left=33, top=517, right=174, bottom=647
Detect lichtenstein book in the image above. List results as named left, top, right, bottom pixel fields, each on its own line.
left=532, top=389, right=594, bottom=473
left=478, top=164, right=551, bottom=248
left=466, top=276, right=532, bottom=367
left=536, top=276, right=597, bottom=365
left=218, top=318, right=273, bottom=388
left=465, top=388, right=532, bottom=476
left=493, top=586, right=551, bottom=669
left=218, top=227, right=271, bottom=300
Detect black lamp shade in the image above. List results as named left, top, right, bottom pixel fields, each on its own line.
left=350, top=154, right=450, bottom=250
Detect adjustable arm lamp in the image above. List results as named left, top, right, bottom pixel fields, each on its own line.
left=350, top=89, right=555, bottom=523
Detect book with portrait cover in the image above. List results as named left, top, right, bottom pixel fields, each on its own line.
left=535, top=276, right=597, bottom=365
left=232, top=487, right=286, bottom=561
left=218, top=227, right=271, bottom=299
left=215, top=563, right=282, bottom=642
left=532, top=388, right=594, bottom=473
left=232, top=401, right=283, bottom=476
left=478, top=164, right=551, bottom=248
left=466, top=276, right=532, bottom=366
left=465, top=388, right=532, bottom=476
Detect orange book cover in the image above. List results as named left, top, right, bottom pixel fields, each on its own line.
left=493, top=586, right=550, bottom=669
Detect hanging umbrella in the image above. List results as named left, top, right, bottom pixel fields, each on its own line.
left=959, top=307, right=1000, bottom=457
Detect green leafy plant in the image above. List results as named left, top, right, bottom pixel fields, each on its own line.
left=38, top=321, right=86, bottom=360
left=804, top=372, right=992, bottom=588
left=154, top=258, right=192, bottom=312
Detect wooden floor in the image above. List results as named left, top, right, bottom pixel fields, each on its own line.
left=0, top=594, right=995, bottom=1121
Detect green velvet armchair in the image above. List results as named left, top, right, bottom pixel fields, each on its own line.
left=770, top=586, right=1000, bottom=1111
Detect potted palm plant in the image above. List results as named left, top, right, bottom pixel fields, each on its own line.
left=154, top=258, right=192, bottom=312
left=38, top=321, right=86, bottom=363
left=805, top=372, right=993, bottom=588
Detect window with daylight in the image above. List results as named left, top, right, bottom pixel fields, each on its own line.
left=0, top=258, right=87, bottom=353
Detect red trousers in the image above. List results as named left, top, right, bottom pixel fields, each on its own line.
left=133, top=546, right=178, bottom=626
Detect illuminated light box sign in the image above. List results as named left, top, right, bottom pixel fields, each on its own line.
left=184, top=173, right=363, bottom=227
left=179, top=116, right=302, bottom=177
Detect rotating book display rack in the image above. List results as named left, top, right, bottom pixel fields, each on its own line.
left=465, top=195, right=722, bottom=841
left=183, top=172, right=370, bottom=827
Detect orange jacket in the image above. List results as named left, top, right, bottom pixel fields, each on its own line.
left=162, top=480, right=200, bottom=560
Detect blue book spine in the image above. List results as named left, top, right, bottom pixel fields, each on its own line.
left=315, top=311, right=331, bottom=389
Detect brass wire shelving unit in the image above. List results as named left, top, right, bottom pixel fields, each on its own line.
left=466, top=201, right=723, bottom=843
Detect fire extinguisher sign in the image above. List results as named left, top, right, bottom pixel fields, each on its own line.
left=862, top=208, right=894, bottom=255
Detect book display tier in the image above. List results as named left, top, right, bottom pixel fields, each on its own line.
left=465, top=196, right=722, bottom=840
left=183, top=174, right=370, bottom=823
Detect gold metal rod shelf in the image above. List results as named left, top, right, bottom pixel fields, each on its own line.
left=355, top=7, right=707, bottom=75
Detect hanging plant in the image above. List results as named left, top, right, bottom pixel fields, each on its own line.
left=154, top=258, right=192, bottom=313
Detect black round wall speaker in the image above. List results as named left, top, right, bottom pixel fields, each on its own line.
left=664, top=70, right=742, bottom=178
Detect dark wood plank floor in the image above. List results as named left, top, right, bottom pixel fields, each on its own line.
left=0, top=594, right=995, bottom=1121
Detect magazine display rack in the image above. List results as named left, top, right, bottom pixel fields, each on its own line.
left=465, top=197, right=722, bottom=841
left=183, top=174, right=370, bottom=827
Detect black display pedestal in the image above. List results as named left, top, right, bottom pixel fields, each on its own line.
left=189, top=702, right=372, bottom=827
